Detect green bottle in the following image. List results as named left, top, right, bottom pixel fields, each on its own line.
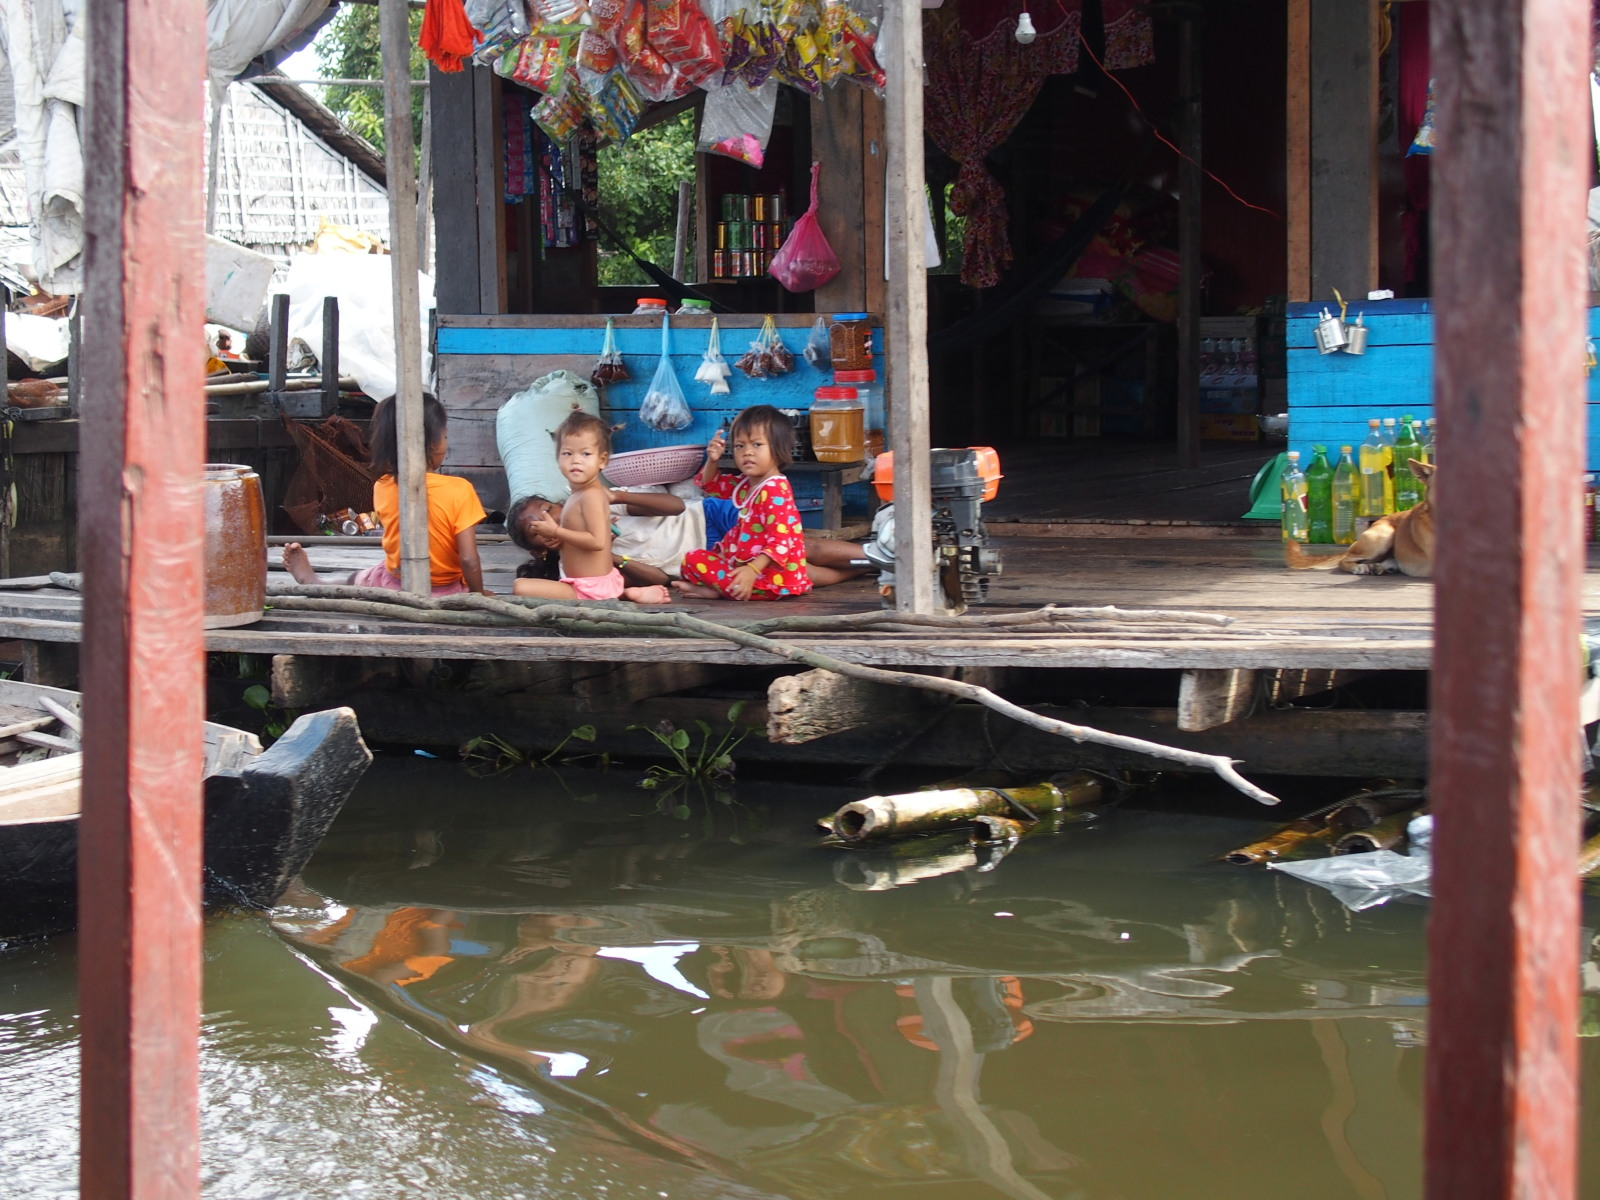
left=1281, top=451, right=1308, bottom=542
left=1332, top=445, right=1358, bottom=544
left=1305, top=444, right=1335, bottom=543
left=1393, top=415, right=1422, bottom=510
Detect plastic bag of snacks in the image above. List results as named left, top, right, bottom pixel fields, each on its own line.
left=591, top=317, right=629, bottom=386
left=645, top=0, right=724, bottom=90
left=467, top=0, right=530, bottom=62
left=640, top=316, right=693, bottom=431
left=696, top=79, right=777, bottom=167
left=528, top=0, right=594, bottom=34
left=769, top=163, right=841, bottom=292
left=803, top=315, right=829, bottom=368
left=534, top=87, right=588, bottom=139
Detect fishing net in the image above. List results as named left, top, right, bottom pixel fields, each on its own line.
left=280, top=413, right=378, bottom=535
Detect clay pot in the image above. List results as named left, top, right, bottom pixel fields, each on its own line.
left=204, top=463, right=266, bottom=629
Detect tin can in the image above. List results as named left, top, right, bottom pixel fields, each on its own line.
left=769, top=222, right=783, bottom=249
left=767, top=194, right=784, bottom=221
left=714, top=222, right=727, bottom=249
left=740, top=194, right=754, bottom=221
left=712, top=250, right=727, bottom=279
left=720, top=193, right=740, bottom=221
left=753, top=194, right=767, bottom=222
left=754, top=223, right=768, bottom=249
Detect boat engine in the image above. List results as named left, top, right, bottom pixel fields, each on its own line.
left=861, top=447, right=1003, bottom=614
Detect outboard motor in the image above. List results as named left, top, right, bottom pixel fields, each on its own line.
left=861, top=448, right=1003, bottom=614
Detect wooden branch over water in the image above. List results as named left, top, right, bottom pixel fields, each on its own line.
left=264, top=584, right=1281, bottom=804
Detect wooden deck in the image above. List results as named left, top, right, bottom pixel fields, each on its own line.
left=2, top=530, right=1592, bottom=673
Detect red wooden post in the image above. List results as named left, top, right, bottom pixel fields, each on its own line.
left=77, top=0, right=208, bottom=1193
left=1426, top=1, right=1589, bottom=1196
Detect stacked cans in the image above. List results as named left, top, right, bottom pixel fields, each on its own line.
left=713, top=193, right=787, bottom=281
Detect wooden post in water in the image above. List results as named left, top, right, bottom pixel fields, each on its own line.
left=380, top=0, right=430, bottom=594
left=1426, top=0, right=1588, bottom=1196
left=78, top=0, right=208, bottom=1192
left=884, top=0, right=934, bottom=614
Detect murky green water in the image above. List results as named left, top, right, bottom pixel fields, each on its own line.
left=7, top=758, right=1600, bottom=1199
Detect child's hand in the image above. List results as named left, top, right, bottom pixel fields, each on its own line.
left=728, top=562, right=760, bottom=600
left=530, top=512, right=563, bottom=545
left=705, top=430, right=726, bottom=465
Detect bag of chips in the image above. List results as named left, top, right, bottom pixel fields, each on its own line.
left=645, top=0, right=724, bottom=90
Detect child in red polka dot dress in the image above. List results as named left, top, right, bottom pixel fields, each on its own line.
left=675, top=405, right=813, bottom=601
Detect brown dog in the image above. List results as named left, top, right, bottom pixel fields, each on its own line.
left=1284, top=458, right=1436, bottom=577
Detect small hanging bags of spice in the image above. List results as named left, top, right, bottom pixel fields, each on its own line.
left=696, top=316, right=732, bottom=394
left=735, top=314, right=791, bottom=377
left=591, top=316, right=628, bottom=386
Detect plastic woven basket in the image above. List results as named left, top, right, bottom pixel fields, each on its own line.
left=604, top=445, right=704, bottom=488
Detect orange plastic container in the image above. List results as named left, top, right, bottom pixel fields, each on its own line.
left=872, top=447, right=1002, bottom=504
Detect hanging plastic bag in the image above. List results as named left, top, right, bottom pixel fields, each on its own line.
left=645, top=0, right=725, bottom=90
left=803, top=314, right=829, bottom=368
left=767, top=316, right=794, bottom=373
left=591, top=316, right=629, bottom=386
left=696, top=79, right=778, bottom=167
left=769, top=162, right=841, bottom=292
left=640, top=315, right=693, bottom=431
left=696, top=316, right=732, bottom=394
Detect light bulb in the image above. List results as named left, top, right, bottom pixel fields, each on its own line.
left=1014, top=10, right=1036, bottom=43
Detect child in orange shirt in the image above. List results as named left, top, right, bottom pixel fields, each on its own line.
left=511, top=412, right=671, bottom=604
left=282, top=393, right=487, bottom=594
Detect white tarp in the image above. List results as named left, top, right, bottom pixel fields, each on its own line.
left=205, top=0, right=331, bottom=92
left=284, top=252, right=434, bottom=402
left=0, top=0, right=85, bottom=295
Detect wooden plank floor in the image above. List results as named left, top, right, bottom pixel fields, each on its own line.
left=2, top=532, right=1595, bottom=672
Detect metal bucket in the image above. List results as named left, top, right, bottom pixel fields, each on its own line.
left=1343, top=320, right=1369, bottom=355
left=204, top=463, right=266, bottom=629
left=1313, top=309, right=1347, bottom=354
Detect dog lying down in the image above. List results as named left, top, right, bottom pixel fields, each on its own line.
left=1284, top=458, right=1435, bottom=578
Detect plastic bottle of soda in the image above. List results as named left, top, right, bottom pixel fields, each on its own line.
left=1306, top=444, right=1335, bottom=543
left=1332, top=446, right=1359, bottom=544
left=1281, top=451, right=1308, bottom=542
left=1380, top=418, right=1399, bottom=512
left=1393, top=415, right=1423, bottom=510
left=1423, top=417, right=1437, bottom=462
left=1358, top=418, right=1388, bottom=518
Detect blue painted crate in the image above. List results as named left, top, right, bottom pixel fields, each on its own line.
left=1286, top=300, right=1600, bottom=467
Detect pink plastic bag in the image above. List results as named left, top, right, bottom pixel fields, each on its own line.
left=768, top=162, right=840, bottom=293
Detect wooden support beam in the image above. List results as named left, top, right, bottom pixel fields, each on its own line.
left=380, top=0, right=430, bottom=595
left=1425, top=0, right=1588, bottom=1195
left=1285, top=0, right=1311, bottom=301
left=1177, top=668, right=1256, bottom=732
left=1308, top=0, right=1379, bottom=300
left=79, top=0, right=208, bottom=1190
left=766, top=667, right=933, bottom=744
left=1174, top=13, right=1202, bottom=470
left=270, top=654, right=401, bottom=709
left=571, top=661, right=742, bottom=709
left=884, top=0, right=934, bottom=614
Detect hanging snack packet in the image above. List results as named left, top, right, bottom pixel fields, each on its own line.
left=640, top=316, right=694, bottom=431
left=696, top=316, right=732, bottom=395
left=512, top=34, right=576, bottom=93
left=740, top=5, right=784, bottom=86
left=528, top=0, right=593, bottom=34
left=533, top=88, right=587, bottom=139
left=592, top=317, right=629, bottom=386
left=803, top=315, right=829, bottom=368
left=576, top=26, right=619, bottom=76
left=612, top=0, right=677, bottom=98
left=645, top=0, right=725, bottom=90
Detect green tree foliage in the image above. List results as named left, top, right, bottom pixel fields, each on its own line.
left=597, top=111, right=697, bottom=286
left=314, top=5, right=426, bottom=158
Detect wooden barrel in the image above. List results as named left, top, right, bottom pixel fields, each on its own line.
left=204, top=463, right=266, bottom=629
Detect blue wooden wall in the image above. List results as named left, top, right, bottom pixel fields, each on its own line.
left=434, top=314, right=882, bottom=521
left=1287, top=299, right=1600, bottom=466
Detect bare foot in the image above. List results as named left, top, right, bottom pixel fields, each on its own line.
left=281, top=543, right=324, bottom=585
left=671, top=580, right=722, bottom=600
left=623, top=585, right=673, bottom=605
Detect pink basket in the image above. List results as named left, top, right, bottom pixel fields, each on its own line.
left=603, top=444, right=704, bottom=487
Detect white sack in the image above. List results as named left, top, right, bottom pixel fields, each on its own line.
left=4, top=309, right=67, bottom=370
left=284, top=253, right=434, bottom=401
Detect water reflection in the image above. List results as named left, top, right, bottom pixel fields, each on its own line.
left=275, top=764, right=1443, bottom=1200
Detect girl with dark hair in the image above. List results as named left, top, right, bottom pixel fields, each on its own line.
left=281, top=393, right=487, bottom=594
left=676, top=405, right=812, bottom=600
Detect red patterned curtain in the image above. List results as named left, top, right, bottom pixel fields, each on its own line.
left=924, top=4, right=1081, bottom=288
left=1101, top=0, right=1154, bottom=70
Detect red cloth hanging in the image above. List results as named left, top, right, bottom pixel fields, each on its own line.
left=420, top=0, right=481, bottom=73
left=1397, top=1, right=1430, bottom=284
left=924, top=4, right=1081, bottom=288
left=1101, top=0, right=1154, bottom=70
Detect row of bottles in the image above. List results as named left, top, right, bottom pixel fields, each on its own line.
left=1282, top=415, right=1435, bottom=544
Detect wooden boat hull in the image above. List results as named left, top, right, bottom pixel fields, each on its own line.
left=0, top=707, right=371, bottom=941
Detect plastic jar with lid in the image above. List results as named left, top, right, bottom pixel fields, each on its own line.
left=809, top=386, right=865, bottom=463
left=835, top=369, right=882, bottom=455
left=676, top=298, right=712, bottom=316
left=828, top=313, right=874, bottom=372
left=633, top=297, right=668, bottom=316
